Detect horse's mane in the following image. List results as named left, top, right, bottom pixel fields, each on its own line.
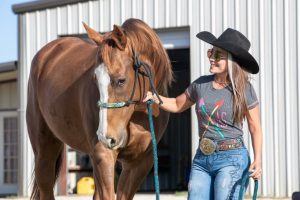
left=101, top=18, right=173, bottom=94
left=122, top=19, right=173, bottom=93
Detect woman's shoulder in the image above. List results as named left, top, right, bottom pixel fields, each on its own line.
left=244, top=80, right=258, bottom=98
left=193, top=75, right=214, bottom=85
left=245, top=80, right=256, bottom=91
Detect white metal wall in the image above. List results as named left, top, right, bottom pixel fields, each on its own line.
left=16, top=0, right=300, bottom=198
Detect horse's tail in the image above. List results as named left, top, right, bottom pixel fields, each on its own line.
left=30, top=178, right=39, bottom=200
left=30, top=151, right=63, bottom=200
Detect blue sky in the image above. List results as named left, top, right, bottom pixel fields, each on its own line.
left=0, top=0, right=32, bottom=63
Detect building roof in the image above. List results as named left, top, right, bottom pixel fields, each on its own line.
left=13, top=0, right=93, bottom=14
left=0, top=61, right=17, bottom=73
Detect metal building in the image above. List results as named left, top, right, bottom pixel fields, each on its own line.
left=11, top=0, right=300, bottom=198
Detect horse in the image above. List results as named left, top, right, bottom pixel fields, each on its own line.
left=26, top=18, right=173, bottom=200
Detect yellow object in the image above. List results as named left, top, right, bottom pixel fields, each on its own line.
left=77, top=177, right=95, bottom=195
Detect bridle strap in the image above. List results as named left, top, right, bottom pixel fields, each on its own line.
left=98, top=50, right=162, bottom=108
left=129, top=51, right=163, bottom=104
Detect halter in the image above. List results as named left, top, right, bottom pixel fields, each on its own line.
left=97, top=51, right=163, bottom=108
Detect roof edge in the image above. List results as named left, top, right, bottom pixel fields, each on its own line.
left=0, top=61, right=18, bottom=73
left=13, top=0, right=93, bottom=14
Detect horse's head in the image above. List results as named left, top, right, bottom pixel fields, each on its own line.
left=83, top=19, right=172, bottom=150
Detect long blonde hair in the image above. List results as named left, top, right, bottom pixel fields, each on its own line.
left=227, top=53, right=249, bottom=124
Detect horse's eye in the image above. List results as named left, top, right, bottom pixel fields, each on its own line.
left=117, top=79, right=126, bottom=87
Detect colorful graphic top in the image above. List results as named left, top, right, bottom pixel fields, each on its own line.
left=185, top=75, right=259, bottom=140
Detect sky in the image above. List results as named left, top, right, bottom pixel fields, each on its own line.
left=0, top=0, right=33, bottom=63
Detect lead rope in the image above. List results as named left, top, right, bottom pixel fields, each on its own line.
left=136, top=50, right=161, bottom=200
left=238, top=172, right=259, bottom=200
left=146, top=99, right=160, bottom=200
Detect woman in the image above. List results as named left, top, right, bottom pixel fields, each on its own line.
left=143, top=28, right=262, bottom=200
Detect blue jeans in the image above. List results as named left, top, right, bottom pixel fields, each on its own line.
left=188, top=147, right=250, bottom=200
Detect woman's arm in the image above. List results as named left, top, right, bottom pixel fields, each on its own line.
left=143, top=91, right=194, bottom=113
left=246, top=105, right=263, bottom=180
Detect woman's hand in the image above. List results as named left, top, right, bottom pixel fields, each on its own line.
left=143, top=91, right=160, bottom=104
left=246, top=105, right=263, bottom=180
left=249, top=160, right=262, bottom=180
left=142, top=91, right=194, bottom=113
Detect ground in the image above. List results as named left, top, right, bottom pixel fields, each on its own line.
left=0, top=193, right=290, bottom=200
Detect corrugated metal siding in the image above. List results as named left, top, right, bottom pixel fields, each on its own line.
left=18, top=13, right=34, bottom=196
left=16, top=0, right=300, bottom=197
left=50, top=0, right=190, bottom=36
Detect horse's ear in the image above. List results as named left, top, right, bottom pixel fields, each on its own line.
left=82, top=22, right=103, bottom=45
left=111, top=25, right=127, bottom=50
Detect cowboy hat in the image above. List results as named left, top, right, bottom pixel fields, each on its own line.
left=196, top=28, right=259, bottom=74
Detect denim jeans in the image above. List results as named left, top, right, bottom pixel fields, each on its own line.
left=188, top=147, right=250, bottom=200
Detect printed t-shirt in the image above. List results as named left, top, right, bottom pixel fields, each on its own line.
left=185, top=75, right=259, bottom=140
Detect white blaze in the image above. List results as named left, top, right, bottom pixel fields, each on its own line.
left=95, top=63, right=110, bottom=141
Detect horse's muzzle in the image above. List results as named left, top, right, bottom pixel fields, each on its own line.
left=97, top=131, right=126, bottom=150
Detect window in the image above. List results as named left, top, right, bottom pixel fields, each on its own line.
left=3, top=117, right=18, bottom=184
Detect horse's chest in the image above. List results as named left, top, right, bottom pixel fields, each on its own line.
left=119, top=132, right=152, bottom=161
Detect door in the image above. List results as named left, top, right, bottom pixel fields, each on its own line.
left=139, top=48, right=191, bottom=191
left=0, top=112, right=18, bottom=195
left=139, top=29, right=191, bottom=191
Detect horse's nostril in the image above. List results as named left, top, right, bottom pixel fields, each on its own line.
left=106, top=136, right=117, bottom=147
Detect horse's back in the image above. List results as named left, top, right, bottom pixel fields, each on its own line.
left=29, top=37, right=98, bottom=101
left=30, top=37, right=97, bottom=86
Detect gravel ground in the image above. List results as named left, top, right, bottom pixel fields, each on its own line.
left=0, top=194, right=185, bottom=200
left=0, top=193, right=290, bottom=200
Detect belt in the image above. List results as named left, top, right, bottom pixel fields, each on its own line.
left=217, top=138, right=244, bottom=151
left=199, top=138, right=244, bottom=155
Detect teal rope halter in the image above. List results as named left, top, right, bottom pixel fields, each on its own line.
left=97, top=51, right=162, bottom=109
left=97, top=101, right=128, bottom=108
left=98, top=51, right=162, bottom=200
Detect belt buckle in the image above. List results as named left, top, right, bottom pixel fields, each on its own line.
left=199, top=138, right=216, bottom=155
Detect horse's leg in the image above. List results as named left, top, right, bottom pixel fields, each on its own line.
left=90, top=142, right=117, bottom=200
left=93, top=184, right=100, bottom=200
left=34, top=131, right=63, bottom=200
left=29, top=127, right=63, bottom=200
left=116, top=151, right=153, bottom=200
left=27, top=98, right=64, bottom=200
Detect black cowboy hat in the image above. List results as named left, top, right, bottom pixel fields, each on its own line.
left=196, top=28, right=259, bottom=74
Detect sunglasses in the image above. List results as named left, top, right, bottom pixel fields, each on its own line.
left=207, top=48, right=227, bottom=62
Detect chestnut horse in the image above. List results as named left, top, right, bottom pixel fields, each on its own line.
left=26, top=18, right=173, bottom=200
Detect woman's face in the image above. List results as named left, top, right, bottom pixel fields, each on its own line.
left=207, top=47, right=228, bottom=75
